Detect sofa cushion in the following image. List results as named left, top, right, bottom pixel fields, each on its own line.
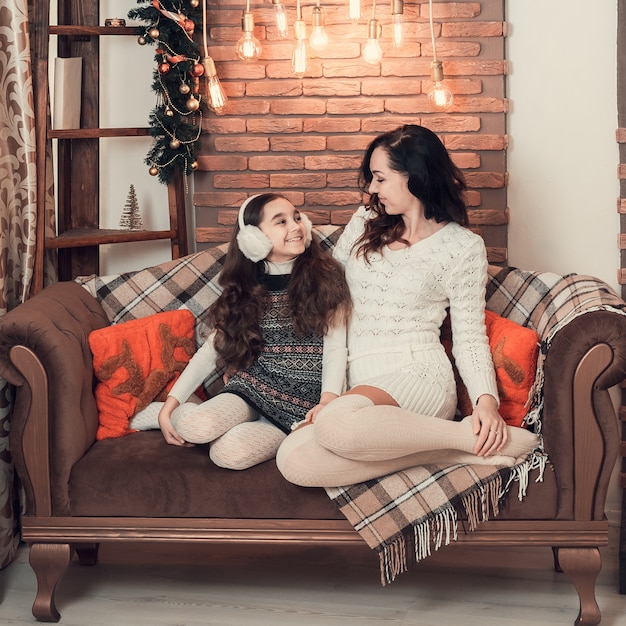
left=89, top=310, right=196, bottom=440
left=69, top=431, right=345, bottom=519
left=67, top=430, right=555, bottom=520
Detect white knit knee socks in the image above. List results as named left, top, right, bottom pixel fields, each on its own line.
left=276, top=425, right=518, bottom=488
left=314, top=394, right=539, bottom=462
left=174, top=393, right=257, bottom=444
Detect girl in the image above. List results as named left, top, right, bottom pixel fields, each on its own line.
left=133, top=193, right=350, bottom=470
left=276, top=125, right=539, bottom=487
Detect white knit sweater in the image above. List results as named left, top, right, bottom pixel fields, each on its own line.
left=334, top=206, right=499, bottom=416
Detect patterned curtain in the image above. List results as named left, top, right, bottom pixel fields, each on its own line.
left=0, top=0, right=56, bottom=568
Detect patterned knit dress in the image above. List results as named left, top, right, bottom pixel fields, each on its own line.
left=221, top=274, right=324, bottom=433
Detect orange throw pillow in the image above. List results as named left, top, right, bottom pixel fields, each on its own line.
left=442, top=310, right=539, bottom=428
left=89, top=310, right=196, bottom=440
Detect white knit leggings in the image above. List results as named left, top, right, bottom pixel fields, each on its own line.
left=130, top=394, right=286, bottom=471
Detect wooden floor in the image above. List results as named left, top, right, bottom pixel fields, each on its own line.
left=1, top=526, right=624, bottom=626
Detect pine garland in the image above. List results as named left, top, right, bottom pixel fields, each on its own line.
left=128, top=0, right=204, bottom=185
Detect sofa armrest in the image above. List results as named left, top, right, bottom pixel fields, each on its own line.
left=541, top=309, right=626, bottom=520
left=0, top=282, right=109, bottom=516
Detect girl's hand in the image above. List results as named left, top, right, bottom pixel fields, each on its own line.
left=158, top=398, right=194, bottom=447
left=300, top=392, right=340, bottom=427
left=470, top=394, right=508, bottom=457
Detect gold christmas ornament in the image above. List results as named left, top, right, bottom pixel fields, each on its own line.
left=190, top=0, right=199, bottom=7
left=179, top=82, right=191, bottom=94
left=149, top=166, right=159, bottom=176
left=137, top=35, right=147, bottom=45
left=191, top=160, right=199, bottom=170
left=165, top=107, right=174, bottom=117
left=186, top=96, right=200, bottom=111
left=169, top=138, right=181, bottom=149
left=148, top=27, right=160, bottom=39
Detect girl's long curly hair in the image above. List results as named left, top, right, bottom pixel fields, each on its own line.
left=208, top=193, right=351, bottom=371
left=356, top=124, right=469, bottom=260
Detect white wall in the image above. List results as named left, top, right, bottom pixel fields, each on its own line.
left=506, top=0, right=621, bottom=523
left=98, top=0, right=193, bottom=275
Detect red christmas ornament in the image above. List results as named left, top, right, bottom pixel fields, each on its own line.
left=190, top=63, right=205, bottom=78
left=158, top=62, right=171, bottom=74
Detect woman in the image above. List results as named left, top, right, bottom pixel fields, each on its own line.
left=276, top=125, right=539, bottom=487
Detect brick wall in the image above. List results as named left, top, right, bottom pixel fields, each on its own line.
left=194, top=0, right=508, bottom=263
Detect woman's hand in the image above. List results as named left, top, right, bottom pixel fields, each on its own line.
left=158, top=397, right=194, bottom=447
left=470, top=394, right=508, bottom=456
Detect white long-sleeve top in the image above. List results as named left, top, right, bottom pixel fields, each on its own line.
left=168, top=259, right=347, bottom=405
left=333, top=206, right=498, bottom=416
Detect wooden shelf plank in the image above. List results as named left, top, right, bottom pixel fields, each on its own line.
left=49, top=26, right=139, bottom=36
left=44, top=229, right=177, bottom=249
left=49, top=128, right=150, bottom=139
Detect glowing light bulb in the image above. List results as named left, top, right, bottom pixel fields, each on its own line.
left=391, top=0, right=404, bottom=48
left=362, top=18, right=382, bottom=65
left=236, top=12, right=262, bottom=61
left=347, top=0, right=360, bottom=22
left=202, top=57, right=227, bottom=113
left=310, top=6, right=329, bottom=52
left=292, top=19, right=308, bottom=77
left=428, top=83, right=453, bottom=110
left=272, top=0, right=288, bottom=38
left=392, top=14, right=403, bottom=47
left=428, top=61, right=454, bottom=110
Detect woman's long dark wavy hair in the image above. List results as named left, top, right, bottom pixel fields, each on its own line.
left=356, top=124, right=469, bottom=260
left=208, top=193, right=351, bottom=371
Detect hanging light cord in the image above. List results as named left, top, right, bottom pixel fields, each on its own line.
left=202, top=0, right=209, bottom=57
left=429, top=0, right=438, bottom=63
left=372, top=0, right=376, bottom=19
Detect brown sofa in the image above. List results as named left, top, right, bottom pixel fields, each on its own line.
left=0, top=238, right=624, bottom=625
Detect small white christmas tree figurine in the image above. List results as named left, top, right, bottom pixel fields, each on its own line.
left=119, top=184, right=143, bottom=230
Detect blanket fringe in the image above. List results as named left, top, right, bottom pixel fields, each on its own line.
left=379, top=506, right=459, bottom=585
left=377, top=453, right=547, bottom=585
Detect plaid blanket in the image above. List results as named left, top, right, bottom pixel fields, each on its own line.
left=327, top=460, right=533, bottom=585
left=77, top=230, right=626, bottom=584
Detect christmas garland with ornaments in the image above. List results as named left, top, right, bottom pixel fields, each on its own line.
left=128, top=0, right=206, bottom=184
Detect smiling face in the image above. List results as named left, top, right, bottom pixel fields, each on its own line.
left=366, top=146, right=418, bottom=216
left=258, top=197, right=307, bottom=263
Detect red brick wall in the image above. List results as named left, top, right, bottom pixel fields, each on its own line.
left=194, top=0, right=507, bottom=263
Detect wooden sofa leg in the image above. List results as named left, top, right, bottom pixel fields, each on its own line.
left=29, top=543, right=72, bottom=623
left=556, top=547, right=602, bottom=626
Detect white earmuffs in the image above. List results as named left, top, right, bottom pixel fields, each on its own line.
left=236, top=195, right=272, bottom=262
left=236, top=194, right=313, bottom=262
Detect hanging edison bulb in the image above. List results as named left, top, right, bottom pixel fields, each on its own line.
left=347, top=0, right=361, bottom=22
left=272, top=0, right=289, bottom=38
left=292, top=18, right=308, bottom=77
left=428, top=60, right=454, bottom=110
left=236, top=11, right=262, bottom=61
left=310, top=5, right=329, bottom=52
left=203, top=56, right=227, bottom=113
left=362, top=18, right=382, bottom=64
left=391, top=0, right=404, bottom=48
